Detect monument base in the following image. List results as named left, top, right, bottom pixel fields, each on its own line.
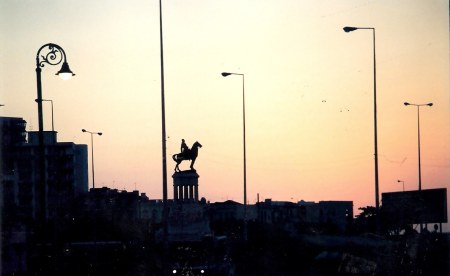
left=172, top=170, right=199, bottom=202
left=168, top=203, right=211, bottom=242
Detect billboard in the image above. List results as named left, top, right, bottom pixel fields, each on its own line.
left=381, top=188, right=447, bottom=225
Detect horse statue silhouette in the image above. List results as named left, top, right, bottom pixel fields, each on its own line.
left=172, top=141, right=202, bottom=172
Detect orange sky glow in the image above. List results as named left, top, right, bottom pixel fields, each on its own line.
left=1, top=0, right=449, bottom=228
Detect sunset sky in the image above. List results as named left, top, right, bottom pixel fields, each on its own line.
left=1, top=0, right=448, bottom=225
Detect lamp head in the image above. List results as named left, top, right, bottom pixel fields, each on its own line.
left=221, top=72, right=232, bottom=77
left=404, top=102, right=410, bottom=106
left=56, top=62, right=75, bottom=80
left=343, top=26, right=358, bottom=32
left=98, top=132, right=103, bottom=136
left=427, top=103, right=433, bottom=106
left=82, top=129, right=86, bottom=132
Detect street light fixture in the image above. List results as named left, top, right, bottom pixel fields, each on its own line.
left=56, top=61, right=75, bottom=80
left=343, top=27, right=358, bottom=33
left=35, top=43, right=74, bottom=222
left=403, top=102, right=433, bottom=190
left=41, top=99, right=55, bottom=132
left=397, top=179, right=405, bottom=192
left=343, top=26, right=380, bottom=213
left=82, top=129, right=102, bottom=190
left=221, top=71, right=247, bottom=241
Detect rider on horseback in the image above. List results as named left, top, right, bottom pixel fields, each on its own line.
left=180, top=139, right=190, bottom=159
left=173, top=140, right=202, bottom=172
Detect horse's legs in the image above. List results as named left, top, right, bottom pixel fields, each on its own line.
left=190, top=158, right=196, bottom=170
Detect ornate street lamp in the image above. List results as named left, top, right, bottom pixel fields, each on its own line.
left=35, top=43, right=74, bottom=222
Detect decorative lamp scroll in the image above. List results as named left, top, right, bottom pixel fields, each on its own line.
left=36, top=43, right=75, bottom=80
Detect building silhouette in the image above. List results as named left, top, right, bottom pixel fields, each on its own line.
left=1, top=117, right=27, bottom=216
left=1, top=116, right=88, bottom=274
left=4, top=129, right=88, bottom=220
left=27, top=131, right=88, bottom=217
left=209, top=198, right=353, bottom=235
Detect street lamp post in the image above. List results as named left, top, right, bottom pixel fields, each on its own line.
left=35, top=43, right=75, bottom=222
left=157, top=0, right=169, bottom=245
left=343, top=26, right=380, bottom=213
left=41, top=99, right=55, bottom=132
left=221, top=72, right=247, bottom=241
left=82, top=129, right=102, bottom=190
left=397, top=179, right=405, bottom=192
left=404, top=102, right=433, bottom=190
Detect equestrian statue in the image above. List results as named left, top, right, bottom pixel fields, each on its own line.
left=172, top=139, right=202, bottom=172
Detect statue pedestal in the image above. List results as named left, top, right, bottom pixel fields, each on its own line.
left=172, top=170, right=199, bottom=203
left=169, top=170, right=210, bottom=241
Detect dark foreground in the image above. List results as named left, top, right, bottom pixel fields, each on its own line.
left=3, top=225, right=448, bottom=275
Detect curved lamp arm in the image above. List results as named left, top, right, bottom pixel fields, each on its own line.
left=36, top=43, right=75, bottom=80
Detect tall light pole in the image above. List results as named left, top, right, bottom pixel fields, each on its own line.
left=221, top=72, right=247, bottom=241
left=82, top=129, right=102, bottom=190
left=158, top=0, right=168, bottom=243
left=343, top=26, right=380, bottom=213
left=36, top=43, right=75, bottom=222
left=404, top=102, right=433, bottom=190
left=41, top=99, right=55, bottom=131
left=397, top=179, right=405, bottom=192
